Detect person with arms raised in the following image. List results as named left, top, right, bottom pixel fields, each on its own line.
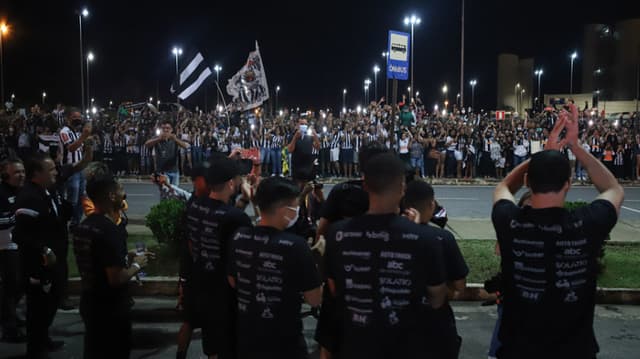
left=491, top=103, right=624, bottom=359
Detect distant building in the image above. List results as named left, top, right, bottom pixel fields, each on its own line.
left=496, top=54, right=533, bottom=112
left=497, top=19, right=639, bottom=113
left=582, top=19, right=640, bottom=102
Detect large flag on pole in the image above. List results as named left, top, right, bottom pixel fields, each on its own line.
left=170, top=52, right=212, bottom=100
left=226, top=42, right=270, bottom=111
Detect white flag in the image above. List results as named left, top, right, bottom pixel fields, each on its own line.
left=226, top=42, right=270, bottom=111
left=170, top=52, right=212, bottom=100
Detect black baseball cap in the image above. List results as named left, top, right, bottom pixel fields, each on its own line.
left=206, top=155, right=241, bottom=185
left=190, top=161, right=210, bottom=180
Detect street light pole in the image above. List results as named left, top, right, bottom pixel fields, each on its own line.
left=342, top=88, right=347, bottom=111
left=78, top=8, right=89, bottom=114
left=86, top=52, right=94, bottom=109
left=42, top=91, right=46, bottom=105
left=275, top=86, right=280, bottom=114
left=515, top=83, right=520, bottom=114
left=470, top=79, right=477, bottom=111
left=214, top=64, right=222, bottom=106
left=373, top=65, right=380, bottom=101
left=460, top=0, right=465, bottom=108
left=570, top=51, right=578, bottom=94
left=404, top=15, right=421, bottom=101
left=534, top=69, right=543, bottom=110
left=382, top=52, right=389, bottom=101
left=172, top=47, right=183, bottom=103
left=0, top=23, right=8, bottom=107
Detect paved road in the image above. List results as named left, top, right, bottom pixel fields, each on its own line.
left=2, top=299, right=639, bottom=358
left=124, top=182, right=640, bottom=222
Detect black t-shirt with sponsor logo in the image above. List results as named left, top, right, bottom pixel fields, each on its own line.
left=492, top=199, right=617, bottom=359
left=186, top=197, right=252, bottom=293
left=325, top=214, right=446, bottom=358
left=227, top=226, right=320, bottom=358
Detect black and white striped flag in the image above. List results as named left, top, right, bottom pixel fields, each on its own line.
left=170, top=52, right=212, bottom=100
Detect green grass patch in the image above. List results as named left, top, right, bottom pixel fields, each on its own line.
left=458, top=240, right=640, bottom=288
left=68, top=235, right=640, bottom=289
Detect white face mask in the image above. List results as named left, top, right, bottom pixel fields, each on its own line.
left=299, top=125, right=308, bottom=134
left=284, top=206, right=300, bottom=228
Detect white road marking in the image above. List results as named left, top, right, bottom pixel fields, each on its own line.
left=622, top=206, right=640, bottom=214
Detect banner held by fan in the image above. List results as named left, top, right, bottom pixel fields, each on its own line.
left=226, top=41, right=270, bottom=112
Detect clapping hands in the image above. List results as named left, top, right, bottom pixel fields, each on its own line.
left=546, top=103, right=579, bottom=151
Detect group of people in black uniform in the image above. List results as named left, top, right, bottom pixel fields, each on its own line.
left=0, top=102, right=624, bottom=359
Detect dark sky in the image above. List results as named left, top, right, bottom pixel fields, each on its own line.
left=1, top=0, right=639, bottom=111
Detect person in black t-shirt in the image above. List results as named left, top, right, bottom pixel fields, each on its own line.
left=403, top=181, right=468, bottom=359
left=73, top=173, right=149, bottom=358
left=287, top=118, right=320, bottom=182
left=324, top=153, right=447, bottom=359
left=186, top=155, right=252, bottom=359
left=227, top=177, right=322, bottom=359
left=491, top=103, right=624, bottom=359
left=314, top=143, right=388, bottom=358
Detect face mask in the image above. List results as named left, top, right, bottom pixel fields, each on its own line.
left=299, top=125, right=308, bottom=134
left=284, top=206, right=300, bottom=228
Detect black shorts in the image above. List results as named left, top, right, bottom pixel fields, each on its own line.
left=180, top=279, right=201, bottom=328
left=340, top=149, right=354, bottom=164
left=193, top=288, right=236, bottom=357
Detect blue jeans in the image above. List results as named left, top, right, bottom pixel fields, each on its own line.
left=488, top=304, right=503, bottom=357
left=65, top=171, right=86, bottom=226
left=261, top=147, right=271, bottom=166
left=410, top=156, right=424, bottom=177
left=513, top=154, right=527, bottom=167
left=191, top=146, right=202, bottom=166
left=270, top=148, right=282, bottom=175
left=165, top=171, right=180, bottom=186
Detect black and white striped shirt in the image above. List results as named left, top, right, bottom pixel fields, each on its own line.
left=271, top=135, right=283, bottom=149
left=340, top=132, right=353, bottom=149
left=261, top=129, right=272, bottom=148
left=59, top=126, right=83, bottom=165
left=331, top=134, right=341, bottom=149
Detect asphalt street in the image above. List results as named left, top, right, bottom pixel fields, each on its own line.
left=1, top=299, right=639, bottom=359
left=124, top=182, right=640, bottom=222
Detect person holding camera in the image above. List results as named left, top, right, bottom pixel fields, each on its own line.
left=72, top=173, right=150, bottom=358
left=491, top=103, right=624, bottom=359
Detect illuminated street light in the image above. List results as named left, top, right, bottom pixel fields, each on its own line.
left=570, top=51, right=578, bottom=94
left=403, top=14, right=421, bottom=99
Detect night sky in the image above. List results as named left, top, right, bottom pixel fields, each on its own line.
left=1, top=0, right=639, bottom=111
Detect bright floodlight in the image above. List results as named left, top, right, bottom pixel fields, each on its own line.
left=214, top=64, right=222, bottom=72
left=81, top=8, right=89, bottom=17
left=279, top=110, right=283, bottom=116
left=276, top=86, right=280, bottom=92
left=434, top=104, right=439, bottom=111
left=172, top=47, right=182, bottom=55
left=42, top=92, right=47, bottom=97
left=149, top=97, right=153, bottom=102
left=442, top=85, right=448, bottom=94
left=364, top=79, right=371, bottom=85
left=405, top=15, right=421, bottom=25
left=0, top=23, right=7, bottom=34
left=416, top=91, right=420, bottom=96
left=470, top=79, right=477, bottom=86
left=91, top=107, right=97, bottom=114
left=404, top=17, right=409, bottom=25
left=571, top=52, right=578, bottom=60
left=373, top=65, right=380, bottom=73
left=87, top=52, right=94, bottom=61
left=343, top=89, right=347, bottom=94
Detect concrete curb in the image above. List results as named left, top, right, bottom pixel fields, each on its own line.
left=118, top=176, right=640, bottom=187
left=67, top=278, right=640, bottom=305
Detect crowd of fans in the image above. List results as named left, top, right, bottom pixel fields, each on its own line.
left=0, top=99, right=638, bottom=183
